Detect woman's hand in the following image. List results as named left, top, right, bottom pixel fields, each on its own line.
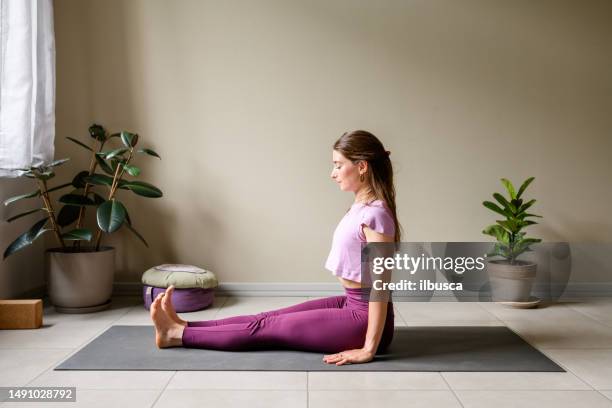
left=323, top=348, right=375, bottom=366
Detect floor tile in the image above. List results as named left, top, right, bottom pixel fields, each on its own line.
left=455, top=390, right=612, bottom=408
left=153, top=389, right=306, bottom=408
left=27, top=369, right=175, bottom=390
left=0, top=349, right=73, bottom=387
left=544, top=349, right=612, bottom=389
left=441, top=372, right=591, bottom=390
left=308, top=390, right=462, bottom=408
left=166, top=371, right=306, bottom=390
left=308, top=372, right=448, bottom=390
left=479, top=301, right=589, bottom=323
left=0, top=321, right=112, bottom=349
left=565, top=299, right=612, bottom=325
left=504, top=319, right=612, bottom=349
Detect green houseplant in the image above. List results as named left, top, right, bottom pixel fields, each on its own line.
left=3, top=124, right=162, bottom=313
left=482, top=177, right=542, bottom=303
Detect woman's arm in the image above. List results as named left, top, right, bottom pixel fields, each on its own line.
left=323, top=225, right=394, bottom=365
left=362, top=226, right=394, bottom=355
left=363, top=298, right=388, bottom=355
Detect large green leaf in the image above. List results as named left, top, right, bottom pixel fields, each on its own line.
left=496, top=219, right=521, bottom=233
left=3, top=190, right=40, bottom=206
left=59, top=194, right=96, bottom=206
left=120, top=131, right=139, bottom=147
left=104, top=147, right=129, bottom=160
left=516, top=177, right=535, bottom=199
left=123, top=164, right=141, bottom=176
left=109, top=157, right=123, bottom=174
left=511, top=237, right=541, bottom=259
left=66, top=137, right=93, bottom=152
left=95, top=153, right=115, bottom=175
left=3, top=218, right=48, bottom=259
left=500, top=178, right=516, bottom=199
left=482, top=201, right=509, bottom=217
left=62, top=228, right=93, bottom=241
left=71, top=171, right=90, bottom=188
left=518, top=199, right=536, bottom=214
left=57, top=205, right=81, bottom=227
left=83, top=173, right=115, bottom=187
left=482, top=225, right=510, bottom=244
left=96, top=199, right=127, bottom=233
left=6, top=208, right=44, bottom=223
left=47, top=158, right=70, bottom=168
left=518, top=212, right=543, bottom=220
left=47, top=182, right=73, bottom=193
left=122, top=181, right=162, bottom=198
left=137, top=148, right=161, bottom=159
left=493, top=193, right=516, bottom=213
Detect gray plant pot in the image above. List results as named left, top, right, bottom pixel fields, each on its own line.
left=45, top=246, right=115, bottom=313
left=486, top=260, right=537, bottom=303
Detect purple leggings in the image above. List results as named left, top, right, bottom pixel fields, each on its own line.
left=181, top=287, right=395, bottom=354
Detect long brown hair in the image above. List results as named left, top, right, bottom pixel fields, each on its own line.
left=333, top=130, right=402, bottom=242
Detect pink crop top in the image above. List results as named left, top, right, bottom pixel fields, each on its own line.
left=325, top=199, right=396, bottom=283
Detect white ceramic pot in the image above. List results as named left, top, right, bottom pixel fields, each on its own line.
left=487, top=259, right=537, bottom=302
left=45, top=246, right=115, bottom=313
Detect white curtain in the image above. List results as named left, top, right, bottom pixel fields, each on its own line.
left=0, top=0, right=55, bottom=178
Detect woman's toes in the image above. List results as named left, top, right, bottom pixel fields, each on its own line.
left=161, top=287, right=187, bottom=327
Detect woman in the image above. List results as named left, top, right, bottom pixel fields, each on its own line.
left=150, top=130, right=401, bottom=366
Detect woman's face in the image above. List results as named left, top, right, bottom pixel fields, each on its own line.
left=331, top=150, right=362, bottom=192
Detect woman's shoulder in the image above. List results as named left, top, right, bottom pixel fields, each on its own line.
left=361, top=199, right=391, bottom=214
left=357, top=199, right=395, bottom=238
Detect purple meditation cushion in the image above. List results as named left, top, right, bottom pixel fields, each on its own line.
left=141, top=264, right=218, bottom=312
left=142, top=285, right=215, bottom=312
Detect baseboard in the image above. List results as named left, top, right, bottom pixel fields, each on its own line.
left=114, top=282, right=345, bottom=297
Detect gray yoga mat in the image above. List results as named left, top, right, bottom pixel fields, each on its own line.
left=55, top=325, right=563, bottom=372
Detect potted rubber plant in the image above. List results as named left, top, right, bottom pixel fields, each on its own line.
left=3, top=124, right=162, bottom=313
left=482, top=177, right=542, bottom=304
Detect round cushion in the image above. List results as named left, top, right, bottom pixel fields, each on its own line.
left=141, top=264, right=218, bottom=312
left=141, top=264, right=218, bottom=289
left=143, top=285, right=214, bottom=312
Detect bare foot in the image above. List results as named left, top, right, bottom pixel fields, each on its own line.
left=161, top=285, right=188, bottom=327
left=150, top=292, right=185, bottom=348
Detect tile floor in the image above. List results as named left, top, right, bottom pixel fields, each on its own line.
left=1, top=295, right=612, bottom=407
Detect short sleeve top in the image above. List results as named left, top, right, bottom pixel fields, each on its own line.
left=324, top=199, right=396, bottom=283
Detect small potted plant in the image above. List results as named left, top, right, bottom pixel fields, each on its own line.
left=482, top=177, right=542, bottom=305
left=3, top=124, right=162, bottom=313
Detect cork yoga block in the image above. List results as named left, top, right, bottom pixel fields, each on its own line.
left=0, top=299, right=43, bottom=329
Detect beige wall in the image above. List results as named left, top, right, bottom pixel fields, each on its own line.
left=47, top=0, right=612, bottom=286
